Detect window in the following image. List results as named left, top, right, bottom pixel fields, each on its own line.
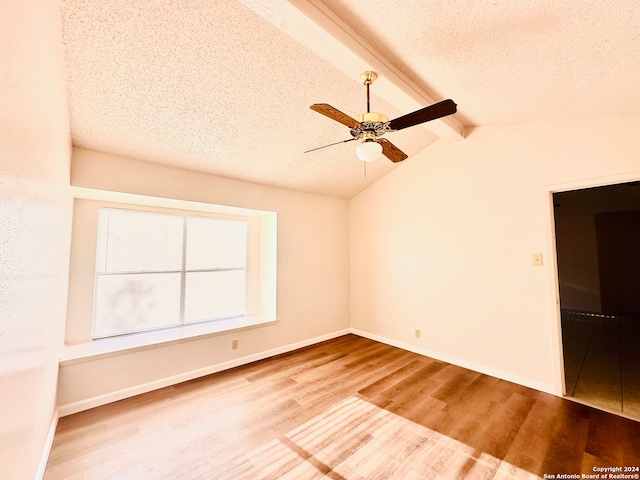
left=63, top=189, right=277, bottom=359
left=93, top=208, right=248, bottom=338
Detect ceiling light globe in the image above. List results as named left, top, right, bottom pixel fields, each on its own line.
left=356, top=140, right=383, bottom=162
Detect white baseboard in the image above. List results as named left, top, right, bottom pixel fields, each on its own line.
left=58, top=329, right=350, bottom=417
left=349, top=328, right=555, bottom=395
left=35, top=410, right=58, bottom=480
left=58, top=327, right=554, bottom=417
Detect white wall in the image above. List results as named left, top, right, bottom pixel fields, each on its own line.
left=58, top=149, right=350, bottom=410
left=0, top=1, right=72, bottom=479
left=350, top=115, right=640, bottom=394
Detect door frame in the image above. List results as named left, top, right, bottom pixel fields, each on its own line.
left=543, top=170, right=640, bottom=397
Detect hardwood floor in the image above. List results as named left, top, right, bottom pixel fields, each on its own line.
left=45, top=335, right=640, bottom=479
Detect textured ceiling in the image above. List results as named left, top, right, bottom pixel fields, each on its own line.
left=321, top=0, right=640, bottom=126
left=61, top=0, right=640, bottom=198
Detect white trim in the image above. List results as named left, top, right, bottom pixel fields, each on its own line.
left=58, top=329, right=350, bottom=417
left=71, top=186, right=274, bottom=218
left=349, top=329, right=555, bottom=395
left=35, top=410, right=58, bottom=480
left=542, top=186, right=567, bottom=397
left=544, top=170, right=640, bottom=193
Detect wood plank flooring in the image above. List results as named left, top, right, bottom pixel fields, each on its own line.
left=44, top=335, right=640, bottom=479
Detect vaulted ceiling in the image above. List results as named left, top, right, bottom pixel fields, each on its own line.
left=61, top=0, right=640, bottom=199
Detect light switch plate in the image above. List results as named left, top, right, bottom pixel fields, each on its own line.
left=533, top=253, right=543, bottom=266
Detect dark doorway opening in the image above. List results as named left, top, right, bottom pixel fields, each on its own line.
left=554, top=181, right=640, bottom=419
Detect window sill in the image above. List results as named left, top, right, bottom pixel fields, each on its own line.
left=60, top=315, right=276, bottom=366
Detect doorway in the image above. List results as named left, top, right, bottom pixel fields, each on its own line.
left=553, top=181, right=640, bottom=420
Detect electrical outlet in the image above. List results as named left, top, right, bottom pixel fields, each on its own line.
left=415, top=329, right=421, bottom=338
left=232, top=339, right=238, bottom=350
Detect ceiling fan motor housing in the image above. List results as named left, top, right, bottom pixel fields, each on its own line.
left=351, top=112, right=391, bottom=138
left=355, top=112, right=387, bottom=123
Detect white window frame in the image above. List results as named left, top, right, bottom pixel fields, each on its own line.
left=92, top=208, right=249, bottom=339
left=62, top=187, right=277, bottom=363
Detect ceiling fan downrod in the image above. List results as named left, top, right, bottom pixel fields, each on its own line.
left=360, top=71, right=377, bottom=114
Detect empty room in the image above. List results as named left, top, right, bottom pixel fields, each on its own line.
left=1, top=1, right=640, bottom=479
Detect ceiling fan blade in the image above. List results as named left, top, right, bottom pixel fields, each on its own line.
left=388, top=99, right=457, bottom=131
left=310, top=104, right=362, bottom=129
left=304, top=137, right=356, bottom=153
left=378, top=138, right=408, bottom=163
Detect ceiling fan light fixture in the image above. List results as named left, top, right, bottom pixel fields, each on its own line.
left=356, top=139, right=383, bottom=162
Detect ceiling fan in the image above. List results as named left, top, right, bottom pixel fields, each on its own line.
left=306, top=71, right=457, bottom=163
